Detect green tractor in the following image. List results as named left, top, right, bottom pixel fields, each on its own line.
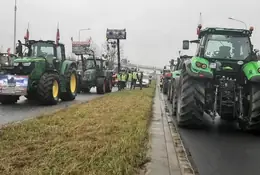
left=167, top=56, right=190, bottom=103
left=73, top=42, right=113, bottom=94
left=0, top=39, right=78, bottom=105
left=172, top=26, right=260, bottom=131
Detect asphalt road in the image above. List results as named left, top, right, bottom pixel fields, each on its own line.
left=0, top=87, right=117, bottom=125
left=165, top=95, right=260, bottom=175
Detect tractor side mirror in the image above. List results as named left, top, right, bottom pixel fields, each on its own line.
left=16, top=40, right=23, bottom=56
left=182, top=40, right=189, bottom=50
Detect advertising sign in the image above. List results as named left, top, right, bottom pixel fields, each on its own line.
left=106, top=29, right=127, bottom=40
left=72, top=41, right=91, bottom=55
left=0, top=75, right=28, bottom=95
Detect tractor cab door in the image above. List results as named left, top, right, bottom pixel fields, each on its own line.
left=55, top=44, right=64, bottom=71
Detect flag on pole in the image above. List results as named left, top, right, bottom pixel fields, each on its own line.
left=7, top=48, right=11, bottom=56
left=24, top=23, right=30, bottom=41
left=56, top=23, right=60, bottom=45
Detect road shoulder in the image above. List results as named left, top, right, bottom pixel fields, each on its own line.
left=145, top=85, right=182, bottom=175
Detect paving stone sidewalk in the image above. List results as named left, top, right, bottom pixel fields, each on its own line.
left=145, top=85, right=182, bottom=175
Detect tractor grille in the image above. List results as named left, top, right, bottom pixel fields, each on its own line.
left=12, top=62, right=35, bottom=75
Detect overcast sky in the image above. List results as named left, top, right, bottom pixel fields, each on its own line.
left=1, top=0, right=259, bottom=67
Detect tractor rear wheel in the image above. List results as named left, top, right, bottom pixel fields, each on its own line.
left=171, top=79, right=178, bottom=117
left=176, top=69, right=205, bottom=128
left=106, top=78, right=112, bottom=93
left=163, top=80, right=168, bottom=94
left=97, top=78, right=106, bottom=94
left=239, top=83, right=260, bottom=131
left=37, top=72, right=60, bottom=105
left=60, top=67, right=78, bottom=101
left=0, top=95, right=19, bottom=104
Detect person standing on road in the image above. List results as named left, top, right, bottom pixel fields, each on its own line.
left=117, top=71, right=122, bottom=91
left=127, top=70, right=132, bottom=89
left=121, top=70, right=127, bottom=90
left=137, top=70, right=143, bottom=90
left=131, top=68, right=138, bottom=90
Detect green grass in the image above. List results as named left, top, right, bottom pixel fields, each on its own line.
left=0, top=82, right=156, bottom=175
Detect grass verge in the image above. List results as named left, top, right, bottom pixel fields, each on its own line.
left=0, top=82, right=156, bottom=175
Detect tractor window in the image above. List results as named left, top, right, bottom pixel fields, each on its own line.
left=204, top=34, right=251, bottom=60
left=56, top=46, right=62, bottom=60
left=31, top=43, right=54, bottom=58
left=86, top=59, right=96, bottom=69
left=96, top=60, right=102, bottom=69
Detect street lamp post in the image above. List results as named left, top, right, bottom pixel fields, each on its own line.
left=228, top=17, right=247, bottom=29
left=13, top=0, right=17, bottom=53
left=78, top=28, right=91, bottom=41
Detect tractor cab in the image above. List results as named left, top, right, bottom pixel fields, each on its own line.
left=13, top=40, right=66, bottom=75
left=182, top=27, right=257, bottom=80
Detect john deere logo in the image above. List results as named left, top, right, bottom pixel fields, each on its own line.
left=223, top=66, right=233, bottom=70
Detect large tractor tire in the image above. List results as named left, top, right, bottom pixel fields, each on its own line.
left=0, top=95, right=19, bottom=105
left=167, top=81, right=172, bottom=101
left=239, top=83, right=260, bottom=131
left=171, top=78, right=178, bottom=117
left=96, top=77, right=106, bottom=94
left=105, top=77, right=113, bottom=93
left=176, top=69, right=205, bottom=128
left=163, top=80, right=168, bottom=94
left=37, top=72, right=60, bottom=105
left=60, top=67, right=78, bottom=101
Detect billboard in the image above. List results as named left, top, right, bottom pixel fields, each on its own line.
left=0, top=75, right=28, bottom=95
left=106, top=29, right=126, bottom=40
left=72, top=41, right=91, bottom=55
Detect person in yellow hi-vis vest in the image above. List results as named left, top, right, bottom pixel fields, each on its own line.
left=127, top=70, right=132, bottom=89
left=121, top=70, right=127, bottom=90
left=131, top=68, right=138, bottom=90
left=117, top=72, right=122, bottom=91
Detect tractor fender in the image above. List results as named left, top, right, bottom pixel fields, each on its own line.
left=183, top=59, right=213, bottom=79
left=60, top=60, right=77, bottom=75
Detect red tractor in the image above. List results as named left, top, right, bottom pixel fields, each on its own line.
left=160, top=67, right=171, bottom=94
left=112, top=72, right=118, bottom=86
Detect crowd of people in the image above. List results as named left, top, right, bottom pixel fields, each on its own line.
left=116, top=68, right=144, bottom=90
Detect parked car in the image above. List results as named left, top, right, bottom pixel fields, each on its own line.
left=136, top=73, right=150, bottom=88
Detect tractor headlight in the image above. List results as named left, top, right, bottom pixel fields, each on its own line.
left=22, top=62, right=31, bottom=66
left=13, top=62, right=19, bottom=66
left=195, top=62, right=207, bottom=69
left=258, top=68, right=260, bottom=73
left=5, top=62, right=9, bottom=65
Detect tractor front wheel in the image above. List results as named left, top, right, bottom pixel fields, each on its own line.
left=37, top=72, right=60, bottom=105
left=60, top=67, right=78, bottom=101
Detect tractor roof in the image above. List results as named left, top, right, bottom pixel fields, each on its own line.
left=199, top=27, right=252, bottom=38
left=26, top=40, right=64, bottom=45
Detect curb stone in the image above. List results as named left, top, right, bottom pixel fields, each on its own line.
left=161, top=92, right=195, bottom=175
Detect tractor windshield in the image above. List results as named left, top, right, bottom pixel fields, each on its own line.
left=204, top=34, right=251, bottom=60
left=86, top=59, right=96, bottom=69
left=31, top=42, right=54, bottom=58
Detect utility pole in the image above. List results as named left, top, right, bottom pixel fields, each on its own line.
left=13, top=0, right=17, bottom=53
